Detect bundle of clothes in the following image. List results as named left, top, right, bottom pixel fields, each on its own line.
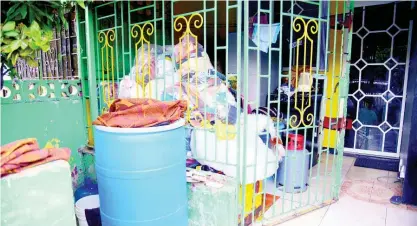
left=92, top=98, right=188, bottom=128
left=106, top=35, right=286, bottom=184
left=1, top=138, right=71, bottom=177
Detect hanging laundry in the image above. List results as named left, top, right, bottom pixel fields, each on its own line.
left=248, top=13, right=269, bottom=38
left=251, top=23, right=280, bottom=53
left=92, top=98, right=187, bottom=128
left=249, top=13, right=280, bottom=53
left=1, top=138, right=71, bottom=177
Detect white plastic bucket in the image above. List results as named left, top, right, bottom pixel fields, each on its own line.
left=75, top=195, right=100, bottom=226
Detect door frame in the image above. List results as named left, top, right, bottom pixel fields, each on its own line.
left=344, top=1, right=413, bottom=158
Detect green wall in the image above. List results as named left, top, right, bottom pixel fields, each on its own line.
left=1, top=80, right=88, bottom=190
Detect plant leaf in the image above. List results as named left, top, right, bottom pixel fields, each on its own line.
left=24, top=57, right=38, bottom=67
left=29, top=21, right=41, bottom=39
left=6, top=2, right=22, bottom=18
left=48, top=1, right=62, bottom=8
left=19, top=48, right=34, bottom=57
left=18, top=4, right=28, bottom=19
left=28, top=42, right=40, bottom=50
left=7, top=6, right=25, bottom=22
left=20, top=40, right=28, bottom=50
left=40, top=43, right=50, bottom=52
left=30, top=4, right=54, bottom=22
left=4, top=31, right=19, bottom=37
left=77, top=0, right=86, bottom=9
left=11, top=52, right=20, bottom=65
left=2, top=38, right=13, bottom=44
left=59, top=9, right=69, bottom=30
left=1, top=44, right=12, bottom=53
left=2, top=21, right=16, bottom=32
left=2, top=40, right=21, bottom=53
left=28, top=5, right=35, bottom=22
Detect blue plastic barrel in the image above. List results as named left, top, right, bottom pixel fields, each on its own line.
left=94, top=119, right=187, bottom=226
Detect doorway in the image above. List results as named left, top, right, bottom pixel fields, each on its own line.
left=344, top=1, right=413, bottom=158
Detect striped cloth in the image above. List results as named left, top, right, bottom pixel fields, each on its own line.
left=93, top=98, right=188, bottom=128
left=1, top=138, right=71, bottom=177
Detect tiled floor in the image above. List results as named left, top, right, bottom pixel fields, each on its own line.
left=276, top=156, right=417, bottom=226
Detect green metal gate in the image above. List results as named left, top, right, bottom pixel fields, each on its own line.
left=77, top=0, right=353, bottom=225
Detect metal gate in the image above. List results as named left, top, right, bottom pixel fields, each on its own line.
left=344, top=1, right=413, bottom=158
left=77, top=0, right=352, bottom=225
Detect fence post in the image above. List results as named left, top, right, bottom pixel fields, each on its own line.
left=85, top=4, right=99, bottom=121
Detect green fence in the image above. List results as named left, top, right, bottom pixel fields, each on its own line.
left=77, top=0, right=353, bottom=224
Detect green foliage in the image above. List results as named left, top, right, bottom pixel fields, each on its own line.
left=0, top=0, right=90, bottom=78
left=1, top=21, right=53, bottom=67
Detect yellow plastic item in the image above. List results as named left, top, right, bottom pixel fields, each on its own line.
left=85, top=98, right=95, bottom=147
left=199, top=120, right=214, bottom=129
left=198, top=120, right=237, bottom=141
left=214, top=121, right=237, bottom=140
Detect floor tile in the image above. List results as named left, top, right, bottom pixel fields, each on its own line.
left=340, top=179, right=373, bottom=202
left=261, top=156, right=415, bottom=226
left=345, top=166, right=389, bottom=182
left=388, top=171, right=399, bottom=178
left=342, top=156, right=355, bottom=168
left=369, top=180, right=402, bottom=205
left=263, top=199, right=300, bottom=221
left=386, top=206, right=417, bottom=226
left=307, top=177, right=335, bottom=204
left=407, top=205, right=417, bottom=212
left=278, top=206, right=328, bottom=226
left=320, top=195, right=387, bottom=226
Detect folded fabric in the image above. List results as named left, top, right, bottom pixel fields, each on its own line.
left=93, top=98, right=187, bottom=128
left=1, top=138, right=71, bottom=177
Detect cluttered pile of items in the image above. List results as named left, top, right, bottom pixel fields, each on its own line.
left=94, top=33, right=288, bottom=225
left=1, top=25, right=317, bottom=226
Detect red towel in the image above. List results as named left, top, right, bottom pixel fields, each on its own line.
left=1, top=138, right=71, bottom=177
left=93, top=98, right=187, bottom=128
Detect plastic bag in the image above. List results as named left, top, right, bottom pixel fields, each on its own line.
left=129, top=44, right=165, bottom=86
left=118, top=76, right=145, bottom=98
left=155, top=54, right=175, bottom=77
